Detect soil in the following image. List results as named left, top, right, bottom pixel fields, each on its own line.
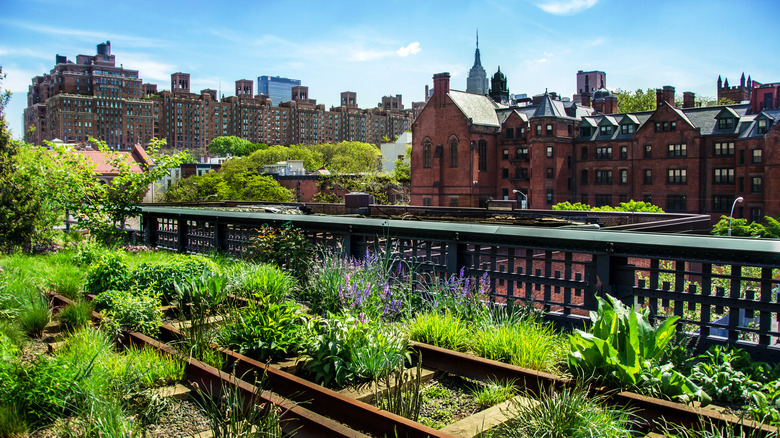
left=418, top=374, right=481, bottom=429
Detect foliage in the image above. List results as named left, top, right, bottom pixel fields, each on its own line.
left=72, top=239, right=111, bottom=266
left=247, top=224, right=311, bottom=281
left=391, top=144, right=412, bottom=183
left=311, top=141, right=382, bottom=173
left=373, top=360, right=423, bottom=422
left=553, top=200, right=664, bottom=213
left=747, top=380, right=780, bottom=427
left=316, top=172, right=402, bottom=205
left=472, top=378, right=517, bottom=409
left=133, top=254, right=219, bottom=303
left=711, top=215, right=780, bottom=238
left=229, top=263, right=296, bottom=304
left=408, top=311, right=470, bottom=352
left=101, top=291, right=162, bottom=337
left=567, top=294, right=709, bottom=405
left=218, top=300, right=307, bottom=362
left=417, top=268, right=490, bottom=319
left=17, top=294, right=51, bottom=337
left=208, top=135, right=266, bottom=157
left=688, top=345, right=760, bottom=404
left=490, top=384, right=638, bottom=438
left=471, top=317, right=564, bottom=373
left=615, top=88, right=656, bottom=113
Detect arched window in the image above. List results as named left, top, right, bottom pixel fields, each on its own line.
left=449, top=136, right=459, bottom=168
left=423, top=138, right=432, bottom=168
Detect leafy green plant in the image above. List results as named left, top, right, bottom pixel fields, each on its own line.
left=0, top=320, right=27, bottom=348
left=102, top=291, right=162, bottom=337
left=417, top=268, right=490, bottom=319
left=490, top=384, right=638, bottom=438
left=218, top=300, right=307, bottom=362
left=567, top=294, right=709, bottom=405
left=247, top=223, right=312, bottom=281
left=746, top=380, right=780, bottom=427
left=174, top=272, right=229, bottom=367
left=231, top=263, right=295, bottom=304
left=133, top=254, right=219, bottom=303
left=408, top=311, right=469, bottom=352
left=84, top=252, right=131, bottom=294
left=58, top=301, right=94, bottom=330
left=72, top=240, right=110, bottom=266
left=373, top=360, right=423, bottom=422
left=689, top=345, right=759, bottom=404
left=472, top=378, right=517, bottom=409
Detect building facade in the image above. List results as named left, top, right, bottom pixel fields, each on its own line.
left=25, top=43, right=409, bottom=154
left=257, top=76, right=301, bottom=106
left=411, top=72, right=780, bottom=221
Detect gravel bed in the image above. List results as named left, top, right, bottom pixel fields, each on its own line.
left=418, top=374, right=481, bottom=429
left=140, top=399, right=211, bottom=437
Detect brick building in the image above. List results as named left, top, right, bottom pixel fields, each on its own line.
left=25, top=42, right=410, bottom=154
left=411, top=72, right=780, bottom=221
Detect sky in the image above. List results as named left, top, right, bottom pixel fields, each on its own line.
left=2, top=0, right=779, bottom=140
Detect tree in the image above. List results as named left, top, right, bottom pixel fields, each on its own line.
left=208, top=136, right=266, bottom=156
left=391, top=145, right=411, bottom=183
left=312, top=141, right=382, bottom=173
left=615, top=88, right=656, bottom=113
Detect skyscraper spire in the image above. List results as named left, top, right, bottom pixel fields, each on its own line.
left=466, top=30, right=488, bottom=94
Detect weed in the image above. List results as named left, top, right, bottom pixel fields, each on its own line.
left=472, top=379, right=517, bottom=409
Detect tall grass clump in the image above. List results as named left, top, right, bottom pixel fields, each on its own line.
left=407, top=311, right=469, bottom=352
left=489, top=385, right=638, bottom=438
left=17, top=294, right=50, bottom=337
left=472, top=378, right=517, bottom=409
left=58, top=300, right=94, bottom=331
left=229, top=263, right=296, bottom=303
left=471, top=317, right=565, bottom=373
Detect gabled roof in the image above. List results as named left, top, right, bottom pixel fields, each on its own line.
left=597, top=115, right=618, bottom=127
left=682, top=104, right=749, bottom=135
left=448, top=90, right=503, bottom=127
left=619, top=114, right=640, bottom=125
left=715, top=107, right=740, bottom=119
left=532, top=92, right=567, bottom=118
left=578, top=118, right=597, bottom=127
left=738, top=109, right=780, bottom=138
left=496, top=108, right=528, bottom=125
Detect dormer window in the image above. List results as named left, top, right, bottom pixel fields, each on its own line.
left=599, top=125, right=612, bottom=136
left=757, top=119, right=769, bottom=134
left=580, top=127, right=592, bottom=137
left=718, top=118, right=735, bottom=129
left=620, top=124, right=634, bottom=135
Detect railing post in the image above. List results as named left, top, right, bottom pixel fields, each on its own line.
left=446, top=235, right=468, bottom=277
left=214, top=218, right=227, bottom=253
left=595, top=249, right=634, bottom=308
left=142, top=212, right=158, bottom=248
left=177, top=216, right=188, bottom=254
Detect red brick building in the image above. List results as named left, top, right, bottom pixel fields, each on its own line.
left=412, top=72, right=780, bottom=221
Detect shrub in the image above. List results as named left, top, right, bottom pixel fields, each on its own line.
left=72, top=240, right=110, bottom=266
left=408, top=311, right=469, bottom=352
left=84, top=252, right=131, bottom=294
left=102, top=292, right=162, bottom=337
left=133, top=254, right=219, bottom=302
left=246, top=223, right=312, bottom=281
left=230, top=263, right=295, bottom=304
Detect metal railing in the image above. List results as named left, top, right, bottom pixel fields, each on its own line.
left=140, top=206, right=780, bottom=361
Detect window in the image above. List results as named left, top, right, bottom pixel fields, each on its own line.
left=506, top=127, right=514, bottom=138
left=667, top=195, right=687, bottom=212
left=739, top=176, right=745, bottom=192
left=536, top=125, right=542, bottom=136
left=620, top=169, right=628, bottom=184
left=620, top=124, right=634, bottom=135
left=643, top=194, right=652, bottom=204
left=581, top=147, right=588, bottom=160
left=546, top=189, right=553, bottom=204
left=668, top=143, right=687, bottom=157
left=714, top=142, right=735, bottom=156
left=580, top=127, right=592, bottom=137
left=713, top=168, right=735, bottom=184
left=596, top=146, right=612, bottom=160
left=670, top=121, right=677, bottom=131
left=449, top=197, right=458, bottom=207
left=478, top=140, right=487, bottom=172
left=662, top=122, right=668, bottom=132
left=502, top=148, right=509, bottom=160
left=712, top=196, right=730, bottom=212
left=667, top=169, right=687, bottom=184
left=595, top=170, right=612, bottom=184
left=620, top=146, right=628, bottom=160
left=423, top=139, right=431, bottom=168
left=644, top=145, right=652, bottom=158
left=546, top=124, right=553, bottom=136
left=752, top=176, right=763, bottom=193
left=595, top=194, right=612, bottom=207
left=502, top=167, right=509, bottom=179
left=546, top=146, right=553, bottom=158
left=546, top=167, right=554, bottom=179
left=423, top=197, right=431, bottom=206
left=516, top=145, right=528, bottom=160
left=644, top=169, right=652, bottom=185
left=502, top=188, right=509, bottom=200
left=752, top=149, right=762, bottom=163
left=449, top=138, right=458, bottom=167
left=757, top=119, right=768, bottom=134
left=599, top=125, right=612, bottom=136
left=581, top=169, right=588, bottom=184
left=654, top=122, right=661, bottom=132
left=751, top=207, right=762, bottom=223
left=718, top=118, right=735, bottom=129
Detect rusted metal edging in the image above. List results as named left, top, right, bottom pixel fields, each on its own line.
left=412, top=342, right=778, bottom=437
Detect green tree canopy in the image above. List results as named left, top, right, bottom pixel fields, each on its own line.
left=208, top=136, right=266, bottom=156
left=615, top=88, right=656, bottom=113
left=553, top=200, right=664, bottom=213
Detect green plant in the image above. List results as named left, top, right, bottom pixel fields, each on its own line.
left=84, top=252, right=131, bottom=294
left=746, top=380, right=780, bottom=427
left=471, top=318, right=564, bottom=373
left=301, top=316, right=362, bottom=388
left=490, top=384, right=638, bottom=438
left=218, top=300, right=307, bottom=362
left=567, top=294, right=709, bottom=405
left=58, top=301, right=94, bottom=330
left=102, top=291, right=162, bottom=337
left=0, top=320, right=27, bottom=348
left=247, top=223, right=312, bottom=281
left=472, top=378, right=517, bottom=409
left=195, top=373, right=284, bottom=438
left=133, top=254, right=219, bottom=303
left=689, top=345, right=759, bottom=404
left=0, top=401, right=27, bottom=438
left=174, top=272, right=229, bottom=366
left=373, top=360, right=423, bottom=422
left=408, top=311, right=469, bottom=352
left=230, top=263, right=294, bottom=304
left=350, top=324, right=410, bottom=381
left=48, top=263, right=84, bottom=300
left=658, top=416, right=777, bottom=438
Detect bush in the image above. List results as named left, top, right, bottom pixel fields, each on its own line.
left=102, top=292, right=162, bottom=337
left=133, top=254, right=219, bottom=303
left=84, top=252, right=131, bottom=294
left=217, top=300, right=307, bottom=362
left=247, top=224, right=311, bottom=281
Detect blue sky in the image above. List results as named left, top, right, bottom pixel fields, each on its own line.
left=2, top=0, right=778, bottom=139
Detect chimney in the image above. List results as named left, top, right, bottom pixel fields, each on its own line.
left=433, top=73, right=450, bottom=109
left=581, top=91, right=591, bottom=108
left=663, top=86, right=675, bottom=107
left=656, top=88, right=664, bottom=108
left=604, top=95, right=618, bottom=114
left=683, top=91, right=695, bottom=108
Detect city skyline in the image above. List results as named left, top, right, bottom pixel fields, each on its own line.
left=2, top=0, right=779, bottom=140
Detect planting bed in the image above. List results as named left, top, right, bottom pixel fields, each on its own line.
left=2, top=241, right=778, bottom=438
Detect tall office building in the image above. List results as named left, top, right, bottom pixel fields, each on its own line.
left=257, top=76, right=301, bottom=106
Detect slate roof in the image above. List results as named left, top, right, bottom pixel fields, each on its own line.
left=577, top=112, right=652, bottom=141
left=533, top=92, right=567, bottom=118
left=738, top=109, right=779, bottom=138
left=448, top=90, right=505, bottom=127
left=681, top=104, right=749, bottom=136
left=496, top=108, right=528, bottom=125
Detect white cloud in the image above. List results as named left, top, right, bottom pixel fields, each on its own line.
left=116, top=53, right=177, bottom=84
left=3, top=66, right=40, bottom=93
left=536, top=0, right=597, bottom=15
left=1, top=21, right=161, bottom=48
left=396, top=42, right=421, bottom=57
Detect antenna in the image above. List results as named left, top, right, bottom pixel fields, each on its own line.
left=476, top=29, right=479, bottom=49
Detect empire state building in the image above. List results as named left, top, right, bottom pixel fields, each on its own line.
left=466, top=32, right=488, bottom=95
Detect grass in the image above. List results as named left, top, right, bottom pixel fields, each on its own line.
left=487, top=384, right=637, bottom=438
left=408, top=311, right=470, bottom=352
left=57, top=300, right=94, bottom=330
left=470, top=318, right=565, bottom=373
left=0, top=402, right=28, bottom=438
left=228, top=262, right=296, bottom=303
left=472, top=378, right=517, bottom=409
left=17, top=295, right=51, bottom=337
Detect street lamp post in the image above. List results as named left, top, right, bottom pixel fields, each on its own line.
left=728, top=196, right=744, bottom=236
left=513, top=189, right=527, bottom=209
